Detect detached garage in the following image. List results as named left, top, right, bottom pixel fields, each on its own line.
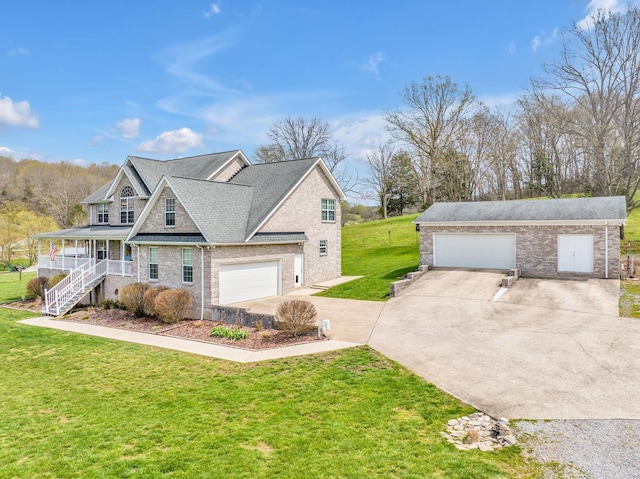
left=415, top=196, right=627, bottom=279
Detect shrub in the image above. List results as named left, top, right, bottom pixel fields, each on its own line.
left=100, top=299, right=114, bottom=310
left=209, top=325, right=248, bottom=341
left=119, top=282, right=150, bottom=317
left=154, top=288, right=192, bottom=324
left=143, top=286, right=169, bottom=317
left=48, top=273, right=68, bottom=290
left=26, top=276, right=49, bottom=299
left=274, top=299, right=318, bottom=337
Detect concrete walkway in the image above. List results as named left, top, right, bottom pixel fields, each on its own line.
left=19, top=317, right=360, bottom=362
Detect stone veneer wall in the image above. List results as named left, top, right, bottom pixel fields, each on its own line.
left=137, top=187, right=200, bottom=234
left=257, top=166, right=342, bottom=286
left=420, top=224, right=621, bottom=279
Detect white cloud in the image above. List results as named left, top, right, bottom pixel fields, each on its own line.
left=577, top=0, right=625, bottom=29
left=0, top=96, right=39, bottom=128
left=115, top=117, right=141, bottom=139
left=138, top=128, right=203, bottom=154
left=508, top=41, right=516, bottom=55
left=360, top=52, right=384, bottom=76
left=478, top=92, right=520, bottom=109
left=73, top=158, right=87, bottom=166
left=0, top=146, right=14, bottom=156
left=531, top=28, right=559, bottom=52
left=88, top=135, right=104, bottom=146
left=8, top=48, right=30, bottom=57
left=203, top=2, right=222, bottom=18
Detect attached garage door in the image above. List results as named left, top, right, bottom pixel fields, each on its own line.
left=557, top=235, right=593, bottom=273
left=219, top=261, right=280, bottom=304
left=434, top=233, right=516, bottom=269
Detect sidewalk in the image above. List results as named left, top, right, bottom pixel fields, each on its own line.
left=19, top=317, right=361, bottom=362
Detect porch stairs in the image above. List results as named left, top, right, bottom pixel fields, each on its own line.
left=43, top=259, right=108, bottom=316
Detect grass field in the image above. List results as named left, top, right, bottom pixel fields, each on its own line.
left=0, top=271, right=537, bottom=478
left=318, top=214, right=420, bottom=301
left=0, top=270, right=36, bottom=303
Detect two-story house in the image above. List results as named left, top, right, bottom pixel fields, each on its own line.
left=37, top=150, right=345, bottom=318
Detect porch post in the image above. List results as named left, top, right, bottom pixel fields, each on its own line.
left=121, top=241, right=124, bottom=276
left=62, top=239, right=65, bottom=270
left=38, top=240, right=41, bottom=266
left=49, top=240, right=53, bottom=269
left=106, top=240, right=110, bottom=273
left=75, top=239, right=78, bottom=269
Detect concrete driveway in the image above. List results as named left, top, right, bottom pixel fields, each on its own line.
left=368, top=269, right=640, bottom=420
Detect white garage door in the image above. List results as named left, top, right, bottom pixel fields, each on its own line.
left=558, top=235, right=593, bottom=273
left=434, top=233, right=516, bottom=269
left=219, top=261, right=280, bottom=304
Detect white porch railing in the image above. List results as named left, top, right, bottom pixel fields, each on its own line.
left=39, top=256, right=133, bottom=277
left=44, top=259, right=108, bottom=316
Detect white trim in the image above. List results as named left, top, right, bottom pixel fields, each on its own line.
left=197, top=245, right=205, bottom=320
left=104, top=159, right=148, bottom=199
left=125, top=176, right=210, bottom=243
left=244, top=158, right=346, bottom=241
left=605, top=223, right=609, bottom=279
left=206, top=150, right=250, bottom=180
left=415, top=219, right=627, bottom=226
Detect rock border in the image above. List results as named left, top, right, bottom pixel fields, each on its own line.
left=442, top=412, right=517, bottom=451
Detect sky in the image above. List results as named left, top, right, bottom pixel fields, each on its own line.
left=0, top=0, right=630, bottom=186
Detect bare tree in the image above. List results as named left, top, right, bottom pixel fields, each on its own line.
left=532, top=5, right=640, bottom=209
left=385, top=75, right=477, bottom=205
left=254, top=116, right=356, bottom=192
left=364, top=144, right=395, bottom=219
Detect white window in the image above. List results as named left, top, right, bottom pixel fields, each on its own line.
left=96, top=240, right=107, bottom=260
left=97, top=204, right=109, bottom=224
left=149, top=247, right=158, bottom=280
left=120, top=186, right=134, bottom=224
left=165, top=198, right=176, bottom=227
left=319, top=239, right=328, bottom=255
left=182, top=248, right=193, bottom=283
left=321, top=198, right=335, bottom=222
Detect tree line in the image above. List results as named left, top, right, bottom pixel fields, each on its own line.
left=0, top=157, right=118, bottom=265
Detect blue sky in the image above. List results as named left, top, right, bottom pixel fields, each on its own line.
left=0, top=0, right=627, bottom=175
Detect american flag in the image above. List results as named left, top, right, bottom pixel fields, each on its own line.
left=49, top=245, right=59, bottom=262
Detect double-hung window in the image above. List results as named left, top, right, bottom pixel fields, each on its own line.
left=96, top=240, right=107, bottom=260
left=165, top=198, right=175, bottom=227
left=120, top=186, right=134, bottom=224
left=182, top=248, right=193, bottom=283
left=149, top=247, right=158, bottom=280
left=321, top=198, right=335, bottom=222
left=97, top=204, right=109, bottom=224
left=319, top=239, right=328, bottom=255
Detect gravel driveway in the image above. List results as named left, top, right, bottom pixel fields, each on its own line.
left=514, top=420, right=640, bottom=478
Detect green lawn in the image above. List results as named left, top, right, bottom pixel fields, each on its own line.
left=0, top=272, right=537, bottom=478
left=0, top=270, right=36, bottom=303
left=318, top=214, right=420, bottom=301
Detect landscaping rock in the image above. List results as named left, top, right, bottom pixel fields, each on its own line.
left=443, top=412, right=517, bottom=452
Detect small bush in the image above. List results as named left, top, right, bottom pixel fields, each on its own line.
left=463, top=430, right=479, bottom=444
left=48, top=273, right=68, bottom=290
left=143, top=285, right=169, bottom=317
left=154, top=288, right=192, bottom=324
left=209, top=325, right=248, bottom=341
left=100, top=299, right=114, bottom=310
left=254, top=320, right=263, bottom=332
left=274, top=299, right=318, bottom=337
left=26, top=276, right=49, bottom=299
left=120, top=282, right=150, bottom=318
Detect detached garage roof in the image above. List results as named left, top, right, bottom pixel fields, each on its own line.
left=415, top=196, right=627, bottom=224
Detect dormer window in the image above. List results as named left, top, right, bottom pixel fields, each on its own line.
left=97, top=204, right=109, bottom=224
left=120, top=186, right=135, bottom=224
left=165, top=198, right=176, bottom=227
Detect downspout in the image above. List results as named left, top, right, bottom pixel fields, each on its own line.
left=136, top=244, right=140, bottom=282
left=197, top=245, right=204, bottom=320
left=604, top=222, right=609, bottom=279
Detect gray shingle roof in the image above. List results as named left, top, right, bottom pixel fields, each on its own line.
left=128, top=233, right=207, bottom=244
left=36, top=225, right=132, bottom=239
left=82, top=181, right=112, bottom=203
left=166, top=176, right=254, bottom=243
left=129, top=151, right=242, bottom=194
left=247, top=232, right=308, bottom=244
left=229, top=158, right=319, bottom=235
left=415, top=196, right=627, bottom=223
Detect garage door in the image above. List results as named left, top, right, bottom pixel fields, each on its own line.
left=434, top=233, right=516, bottom=269
left=557, top=235, right=593, bottom=273
left=219, top=261, right=280, bottom=304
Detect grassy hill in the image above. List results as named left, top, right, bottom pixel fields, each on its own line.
left=318, top=214, right=420, bottom=301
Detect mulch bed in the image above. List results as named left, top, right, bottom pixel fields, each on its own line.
left=5, top=300, right=324, bottom=350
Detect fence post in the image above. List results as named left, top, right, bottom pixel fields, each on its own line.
left=44, top=288, right=49, bottom=314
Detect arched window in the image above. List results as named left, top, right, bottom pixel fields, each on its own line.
left=120, top=186, right=135, bottom=224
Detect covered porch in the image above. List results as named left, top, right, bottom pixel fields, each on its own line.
left=37, top=225, right=134, bottom=277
